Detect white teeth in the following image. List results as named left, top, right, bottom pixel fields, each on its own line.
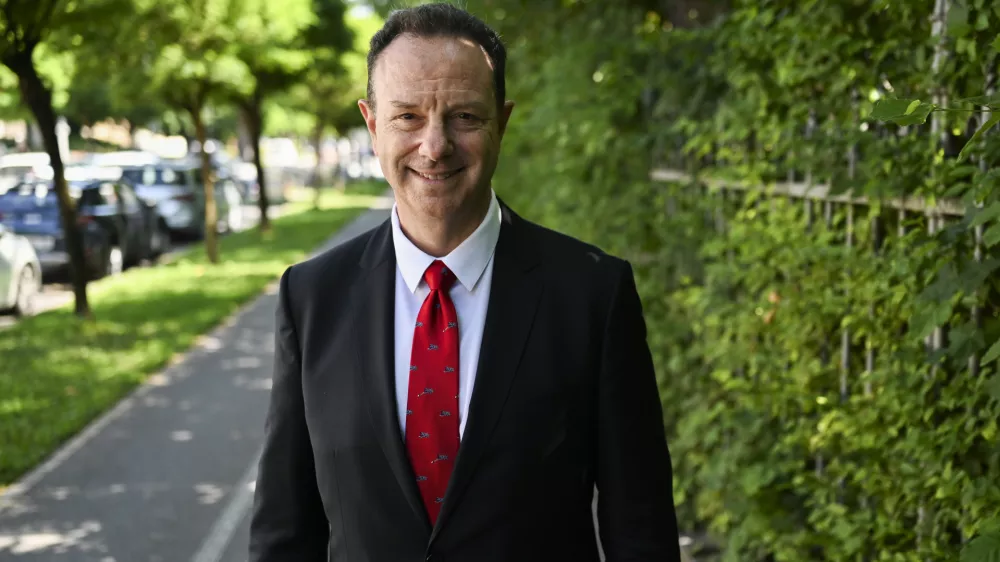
left=415, top=170, right=458, bottom=181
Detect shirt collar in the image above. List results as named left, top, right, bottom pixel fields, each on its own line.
left=391, top=190, right=501, bottom=294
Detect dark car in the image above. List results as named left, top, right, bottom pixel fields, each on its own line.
left=76, top=180, right=170, bottom=267
left=0, top=181, right=115, bottom=279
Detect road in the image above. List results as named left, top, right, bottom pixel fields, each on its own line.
left=0, top=204, right=278, bottom=330
left=0, top=203, right=391, bottom=562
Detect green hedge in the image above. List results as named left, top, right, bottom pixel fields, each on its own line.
left=454, top=0, right=1000, bottom=559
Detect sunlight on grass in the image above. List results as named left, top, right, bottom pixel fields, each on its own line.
left=0, top=181, right=388, bottom=485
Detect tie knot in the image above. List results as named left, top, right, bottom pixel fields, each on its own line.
left=423, top=260, right=456, bottom=292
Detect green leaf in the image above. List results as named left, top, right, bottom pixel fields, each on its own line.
left=959, top=258, right=1000, bottom=293
left=985, top=223, right=1000, bottom=247
left=948, top=1, right=972, bottom=38
left=911, top=301, right=954, bottom=341
left=958, top=93, right=1000, bottom=106
left=960, top=529, right=1000, bottom=562
left=958, top=112, right=1000, bottom=162
left=872, top=98, right=917, bottom=119
left=970, top=202, right=1000, bottom=228
left=871, top=99, right=936, bottom=126
left=977, top=11, right=991, bottom=31
left=984, top=338, right=1000, bottom=365
left=948, top=165, right=980, bottom=181
left=988, top=375, right=1000, bottom=402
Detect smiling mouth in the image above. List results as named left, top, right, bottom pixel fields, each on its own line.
left=411, top=168, right=463, bottom=181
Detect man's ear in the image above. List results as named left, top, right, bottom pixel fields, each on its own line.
left=497, top=100, right=515, bottom=139
left=358, top=99, right=378, bottom=155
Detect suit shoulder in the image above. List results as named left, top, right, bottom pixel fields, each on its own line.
left=285, top=219, right=385, bottom=291
left=518, top=217, right=629, bottom=277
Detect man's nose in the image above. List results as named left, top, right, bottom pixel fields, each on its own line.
left=417, top=120, right=454, bottom=162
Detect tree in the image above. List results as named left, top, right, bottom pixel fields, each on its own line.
left=275, top=2, right=376, bottom=199
left=230, top=0, right=323, bottom=232
left=63, top=63, right=168, bottom=139
left=0, top=0, right=131, bottom=318
left=137, top=0, right=256, bottom=264
left=0, top=65, right=27, bottom=122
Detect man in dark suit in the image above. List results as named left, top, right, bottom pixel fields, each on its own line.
left=248, top=3, right=681, bottom=561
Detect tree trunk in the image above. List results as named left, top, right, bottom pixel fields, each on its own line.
left=5, top=50, right=92, bottom=318
left=312, top=120, right=324, bottom=210
left=244, top=88, right=271, bottom=233
left=190, top=103, right=219, bottom=264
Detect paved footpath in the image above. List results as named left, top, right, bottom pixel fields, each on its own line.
left=0, top=199, right=392, bottom=562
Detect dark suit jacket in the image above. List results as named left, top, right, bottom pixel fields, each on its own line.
left=249, top=200, right=681, bottom=562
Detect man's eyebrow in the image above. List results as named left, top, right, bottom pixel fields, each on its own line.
left=389, top=100, right=419, bottom=109
left=451, top=101, right=490, bottom=113
left=387, top=100, right=492, bottom=113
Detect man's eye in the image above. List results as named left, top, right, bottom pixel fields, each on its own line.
left=399, top=113, right=415, bottom=120
left=456, top=113, right=476, bottom=120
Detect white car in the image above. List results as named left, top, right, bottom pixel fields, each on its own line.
left=0, top=152, right=50, bottom=195
left=0, top=223, right=41, bottom=316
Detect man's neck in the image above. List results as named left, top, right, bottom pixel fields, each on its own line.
left=397, top=192, right=492, bottom=258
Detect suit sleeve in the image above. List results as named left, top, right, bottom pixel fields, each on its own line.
left=249, top=267, right=329, bottom=562
left=595, top=261, right=682, bottom=562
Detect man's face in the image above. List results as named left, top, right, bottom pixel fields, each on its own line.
left=359, top=34, right=514, bottom=224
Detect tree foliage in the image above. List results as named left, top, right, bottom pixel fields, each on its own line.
left=128, top=0, right=266, bottom=262
left=269, top=1, right=374, bottom=139
left=226, top=0, right=320, bottom=232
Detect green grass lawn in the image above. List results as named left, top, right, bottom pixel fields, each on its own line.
left=0, top=181, right=390, bottom=486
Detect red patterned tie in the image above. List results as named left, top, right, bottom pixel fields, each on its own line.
left=404, top=260, right=460, bottom=525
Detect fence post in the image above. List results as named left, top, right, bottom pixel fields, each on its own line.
left=800, top=114, right=827, bottom=478
left=865, top=213, right=884, bottom=398
left=840, top=215, right=854, bottom=394
left=969, top=67, right=994, bottom=380
left=917, top=0, right=950, bottom=552
left=842, top=89, right=859, bottom=406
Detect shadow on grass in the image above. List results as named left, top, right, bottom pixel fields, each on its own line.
left=0, top=199, right=378, bottom=485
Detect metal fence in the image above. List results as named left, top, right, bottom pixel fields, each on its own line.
left=649, top=124, right=990, bottom=552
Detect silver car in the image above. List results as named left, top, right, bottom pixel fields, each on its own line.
left=0, top=223, right=41, bottom=316
left=116, top=163, right=244, bottom=239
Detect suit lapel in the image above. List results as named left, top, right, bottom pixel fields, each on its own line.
left=352, top=220, right=432, bottom=532
left=430, top=201, right=543, bottom=543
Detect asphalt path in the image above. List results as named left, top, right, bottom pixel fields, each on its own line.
left=0, top=200, right=391, bottom=562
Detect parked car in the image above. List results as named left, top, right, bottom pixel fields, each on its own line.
left=87, top=150, right=161, bottom=168
left=230, top=161, right=260, bottom=202
left=0, top=181, right=117, bottom=279
left=0, top=223, right=41, bottom=316
left=76, top=180, right=170, bottom=267
left=0, top=152, right=50, bottom=195
left=115, top=162, right=244, bottom=239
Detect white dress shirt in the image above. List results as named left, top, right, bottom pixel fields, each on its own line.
left=391, top=191, right=502, bottom=440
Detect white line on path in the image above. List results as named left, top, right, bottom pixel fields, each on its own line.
left=190, top=449, right=261, bottom=562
